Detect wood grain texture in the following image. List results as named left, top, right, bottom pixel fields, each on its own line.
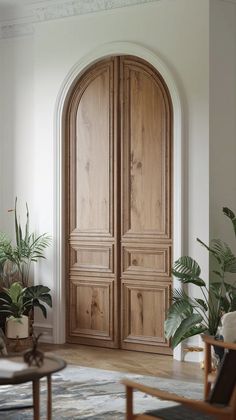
left=66, top=57, right=119, bottom=348
left=122, top=245, right=171, bottom=277
left=120, top=57, right=172, bottom=240
left=122, top=280, right=171, bottom=354
left=70, top=243, right=114, bottom=274
left=65, top=56, right=172, bottom=353
left=76, top=71, right=110, bottom=234
left=120, top=57, right=172, bottom=353
left=70, top=278, right=113, bottom=340
left=41, top=343, right=204, bottom=383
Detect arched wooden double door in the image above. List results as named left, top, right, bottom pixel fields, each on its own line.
left=65, top=56, right=172, bottom=354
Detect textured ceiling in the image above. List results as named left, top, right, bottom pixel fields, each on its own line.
left=0, top=0, right=235, bottom=38
left=0, top=0, right=159, bottom=22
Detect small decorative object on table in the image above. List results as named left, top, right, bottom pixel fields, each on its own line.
left=24, top=333, right=44, bottom=367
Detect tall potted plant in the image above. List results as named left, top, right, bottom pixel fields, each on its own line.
left=0, top=198, right=52, bottom=334
left=0, top=198, right=51, bottom=287
left=165, top=207, right=236, bottom=348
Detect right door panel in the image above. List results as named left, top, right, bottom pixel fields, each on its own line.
left=120, top=56, right=172, bottom=354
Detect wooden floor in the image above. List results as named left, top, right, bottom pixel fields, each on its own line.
left=41, top=343, right=204, bottom=383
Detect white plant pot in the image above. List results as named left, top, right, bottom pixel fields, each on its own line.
left=6, top=315, right=29, bottom=339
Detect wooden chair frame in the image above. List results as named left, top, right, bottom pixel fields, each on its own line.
left=122, top=336, right=236, bottom=420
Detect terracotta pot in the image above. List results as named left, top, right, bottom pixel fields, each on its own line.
left=6, top=315, right=29, bottom=339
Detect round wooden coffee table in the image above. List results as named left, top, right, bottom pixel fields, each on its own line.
left=0, top=355, right=66, bottom=420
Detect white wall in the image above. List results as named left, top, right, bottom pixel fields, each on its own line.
left=0, top=40, right=3, bottom=225
left=210, top=0, right=236, bottom=250
left=0, top=0, right=210, bottom=352
left=0, top=36, right=35, bottom=234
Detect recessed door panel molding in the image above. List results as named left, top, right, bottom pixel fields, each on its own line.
left=75, top=70, right=111, bottom=235
left=120, top=57, right=172, bottom=240
left=69, top=243, right=114, bottom=274
left=68, top=59, right=116, bottom=238
left=121, top=280, right=172, bottom=354
left=66, top=55, right=172, bottom=353
left=122, top=245, right=171, bottom=278
left=69, top=278, right=113, bottom=341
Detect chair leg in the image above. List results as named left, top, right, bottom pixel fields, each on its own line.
left=204, top=341, right=212, bottom=399
left=126, top=385, right=134, bottom=420
left=47, top=374, right=52, bottom=420
left=32, top=379, right=40, bottom=420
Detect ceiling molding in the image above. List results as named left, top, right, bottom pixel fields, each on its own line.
left=0, top=0, right=159, bottom=39
left=1, top=23, right=34, bottom=39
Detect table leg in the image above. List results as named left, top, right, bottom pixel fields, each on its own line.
left=47, top=374, right=52, bottom=420
left=32, top=379, right=40, bottom=420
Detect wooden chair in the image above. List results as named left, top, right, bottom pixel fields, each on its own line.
left=122, top=336, right=236, bottom=420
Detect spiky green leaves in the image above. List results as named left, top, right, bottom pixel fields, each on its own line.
left=197, top=238, right=236, bottom=273
left=0, top=198, right=51, bottom=287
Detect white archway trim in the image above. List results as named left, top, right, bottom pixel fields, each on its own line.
left=53, top=41, right=184, bottom=360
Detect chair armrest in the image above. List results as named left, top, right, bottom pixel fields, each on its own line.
left=201, top=335, right=236, bottom=350
left=122, top=379, right=232, bottom=416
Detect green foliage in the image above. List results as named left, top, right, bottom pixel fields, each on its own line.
left=172, top=257, right=205, bottom=286
left=0, top=282, right=52, bottom=319
left=0, top=282, right=29, bottom=319
left=24, top=285, right=52, bottom=318
left=0, top=199, right=52, bottom=325
left=223, top=207, right=236, bottom=237
left=165, top=207, right=236, bottom=349
left=0, top=198, right=51, bottom=287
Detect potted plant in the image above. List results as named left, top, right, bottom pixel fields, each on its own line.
left=0, top=198, right=52, bottom=334
left=165, top=207, right=236, bottom=349
left=0, top=282, right=52, bottom=339
left=0, top=198, right=51, bottom=288
left=0, top=282, right=30, bottom=338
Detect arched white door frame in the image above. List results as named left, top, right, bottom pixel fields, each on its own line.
left=53, top=42, right=184, bottom=360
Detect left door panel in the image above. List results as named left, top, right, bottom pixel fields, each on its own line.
left=66, top=58, right=119, bottom=347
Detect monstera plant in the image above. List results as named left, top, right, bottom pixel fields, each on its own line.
left=165, top=207, right=236, bottom=348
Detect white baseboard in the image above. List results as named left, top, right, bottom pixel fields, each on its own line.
left=33, top=323, right=53, bottom=343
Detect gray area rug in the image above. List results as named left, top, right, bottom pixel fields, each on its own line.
left=0, top=365, right=203, bottom=419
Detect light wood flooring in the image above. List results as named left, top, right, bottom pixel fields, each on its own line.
left=41, top=343, right=204, bottom=383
